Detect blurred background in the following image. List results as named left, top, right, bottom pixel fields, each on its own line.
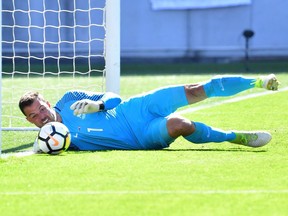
left=121, top=0, right=288, bottom=62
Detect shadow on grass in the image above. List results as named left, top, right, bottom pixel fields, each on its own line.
left=65, top=147, right=267, bottom=154
left=2, top=143, right=33, bottom=153
left=1, top=141, right=267, bottom=154
left=162, top=148, right=267, bottom=153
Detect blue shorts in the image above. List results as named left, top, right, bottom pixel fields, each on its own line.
left=119, top=85, right=189, bottom=150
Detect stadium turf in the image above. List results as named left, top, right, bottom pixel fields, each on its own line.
left=1, top=63, right=288, bottom=216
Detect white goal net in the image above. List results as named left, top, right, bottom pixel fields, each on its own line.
left=0, top=0, right=120, bottom=154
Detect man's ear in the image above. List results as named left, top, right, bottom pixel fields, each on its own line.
left=47, top=101, right=51, bottom=107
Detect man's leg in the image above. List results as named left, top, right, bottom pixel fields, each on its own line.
left=184, top=74, right=279, bottom=104
left=161, top=74, right=278, bottom=147
left=166, top=115, right=272, bottom=148
left=166, top=115, right=235, bottom=143
left=183, top=122, right=271, bottom=147
left=143, top=74, right=279, bottom=117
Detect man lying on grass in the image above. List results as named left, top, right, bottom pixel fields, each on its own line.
left=19, top=74, right=279, bottom=152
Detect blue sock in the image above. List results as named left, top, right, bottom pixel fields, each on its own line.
left=203, top=75, right=256, bottom=98
left=184, top=122, right=236, bottom=144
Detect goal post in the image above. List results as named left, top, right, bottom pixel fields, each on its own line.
left=0, top=0, right=2, bottom=155
left=0, top=0, right=120, bottom=155
left=105, top=0, right=120, bottom=94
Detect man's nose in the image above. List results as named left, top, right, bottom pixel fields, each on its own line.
left=39, top=112, right=47, bottom=121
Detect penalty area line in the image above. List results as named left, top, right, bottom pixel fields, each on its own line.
left=177, top=86, right=288, bottom=115
left=1, top=189, right=288, bottom=196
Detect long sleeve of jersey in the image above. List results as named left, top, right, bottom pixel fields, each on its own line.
left=54, top=90, right=122, bottom=112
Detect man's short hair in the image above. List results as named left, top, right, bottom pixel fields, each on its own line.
left=19, top=91, right=46, bottom=116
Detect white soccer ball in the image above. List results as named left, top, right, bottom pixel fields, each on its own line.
left=37, top=122, right=71, bottom=155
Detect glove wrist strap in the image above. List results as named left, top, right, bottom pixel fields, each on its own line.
left=99, top=102, right=105, bottom=111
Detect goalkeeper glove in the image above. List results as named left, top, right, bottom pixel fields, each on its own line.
left=70, top=99, right=104, bottom=115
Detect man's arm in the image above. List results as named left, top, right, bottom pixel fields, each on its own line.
left=70, top=92, right=122, bottom=115
left=99, top=92, right=122, bottom=110
left=55, top=90, right=122, bottom=114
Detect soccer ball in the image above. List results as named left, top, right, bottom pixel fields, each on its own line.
left=37, top=122, right=71, bottom=155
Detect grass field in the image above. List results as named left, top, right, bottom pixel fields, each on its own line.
left=1, top=62, right=288, bottom=216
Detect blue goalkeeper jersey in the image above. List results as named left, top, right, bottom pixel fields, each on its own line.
left=54, top=87, right=188, bottom=151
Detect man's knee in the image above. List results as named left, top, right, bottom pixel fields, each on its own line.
left=166, top=115, right=195, bottom=138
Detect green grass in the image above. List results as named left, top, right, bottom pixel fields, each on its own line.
left=1, top=63, right=288, bottom=216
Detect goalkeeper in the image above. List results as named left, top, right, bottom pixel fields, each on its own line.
left=19, top=74, right=279, bottom=151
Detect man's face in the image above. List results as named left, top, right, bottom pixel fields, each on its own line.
left=23, top=98, right=56, bottom=128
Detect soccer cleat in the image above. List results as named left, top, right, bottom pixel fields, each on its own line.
left=230, top=131, right=272, bottom=147
left=255, top=74, right=279, bottom=91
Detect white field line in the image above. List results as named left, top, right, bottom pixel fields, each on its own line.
left=1, top=189, right=288, bottom=196
left=177, top=86, right=288, bottom=115
left=0, top=151, right=35, bottom=159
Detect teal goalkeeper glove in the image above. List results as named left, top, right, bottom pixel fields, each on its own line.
left=70, top=99, right=104, bottom=115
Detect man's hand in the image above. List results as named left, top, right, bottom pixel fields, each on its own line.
left=70, top=99, right=104, bottom=115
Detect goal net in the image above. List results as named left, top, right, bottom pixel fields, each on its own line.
left=0, top=0, right=120, bottom=154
